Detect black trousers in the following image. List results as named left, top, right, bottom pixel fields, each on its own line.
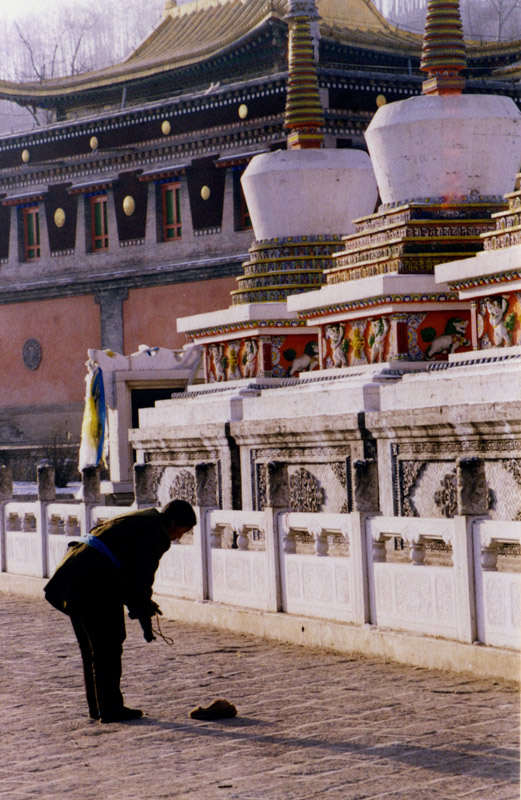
left=70, top=602, right=126, bottom=719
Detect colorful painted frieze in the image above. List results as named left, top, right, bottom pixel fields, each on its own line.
left=205, top=333, right=321, bottom=381
left=319, top=309, right=472, bottom=368
left=475, top=292, right=521, bottom=349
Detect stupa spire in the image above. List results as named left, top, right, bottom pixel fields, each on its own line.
left=420, top=0, right=466, bottom=96
left=284, top=0, right=325, bottom=149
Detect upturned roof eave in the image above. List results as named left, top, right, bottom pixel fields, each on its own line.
left=0, top=14, right=285, bottom=103
left=0, top=0, right=520, bottom=107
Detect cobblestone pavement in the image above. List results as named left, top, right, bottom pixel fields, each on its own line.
left=1, top=593, right=519, bottom=800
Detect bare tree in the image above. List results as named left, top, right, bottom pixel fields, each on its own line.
left=383, top=0, right=521, bottom=39
left=487, top=0, right=521, bottom=39
left=0, top=0, right=164, bottom=132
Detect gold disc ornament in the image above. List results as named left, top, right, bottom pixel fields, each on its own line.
left=123, top=195, right=136, bottom=216
left=54, top=208, right=66, bottom=228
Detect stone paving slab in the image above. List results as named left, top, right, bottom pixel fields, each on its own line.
left=0, top=593, right=519, bottom=800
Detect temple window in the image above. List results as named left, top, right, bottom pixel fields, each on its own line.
left=23, top=206, right=40, bottom=261
left=90, top=195, right=109, bottom=250
left=161, top=182, right=182, bottom=240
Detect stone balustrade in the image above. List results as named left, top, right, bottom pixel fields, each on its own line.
left=0, top=465, right=519, bottom=655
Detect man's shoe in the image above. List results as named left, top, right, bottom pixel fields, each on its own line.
left=100, top=707, right=143, bottom=723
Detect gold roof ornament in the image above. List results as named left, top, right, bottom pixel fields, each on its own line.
left=420, top=0, right=466, bottom=95
left=284, top=0, right=325, bottom=150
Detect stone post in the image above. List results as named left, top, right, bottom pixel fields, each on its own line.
left=192, top=464, right=218, bottom=601
left=36, top=462, right=55, bottom=578
left=452, top=515, right=478, bottom=643
left=264, top=461, right=288, bottom=613
left=82, top=466, right=101, bottom=504
left=0, top=465, right=12, bottom=501
left=456, top=457, right=488, bottom=516
left=81, top=466, right=101, bottom=535
left=0, top=465, right=12, bottom=572
left=37, top=462, right=56, bottom=502
left=451, top=458, right=486, bottom=643
left=350, top=459, right=379, bottom=625
left=133, top=463, right=156, bottom=508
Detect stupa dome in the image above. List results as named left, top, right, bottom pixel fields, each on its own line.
left=365, top=94, right=521, bottom=205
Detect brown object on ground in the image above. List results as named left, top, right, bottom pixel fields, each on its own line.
left=189, top=698, right=237, bottom=720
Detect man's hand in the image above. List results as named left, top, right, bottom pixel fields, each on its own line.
left=139, top=615, right=156, bottom=642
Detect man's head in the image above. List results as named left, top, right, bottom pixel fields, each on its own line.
left=161, top=499, right=197, bottom=541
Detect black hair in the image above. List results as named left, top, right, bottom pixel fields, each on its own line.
left=161, top=499, right=197, bottom=528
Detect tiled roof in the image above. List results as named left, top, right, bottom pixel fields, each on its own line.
left=0, top=0, right=421, bottom=101
left=0, top=0, right=518, bottom=103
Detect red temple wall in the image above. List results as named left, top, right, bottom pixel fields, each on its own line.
left=0, top=295, right=100, bottom=407
left=123, top=276, right=236, bottom=353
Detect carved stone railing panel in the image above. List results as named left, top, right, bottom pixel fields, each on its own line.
left=473, top=519, right=521, bottom=649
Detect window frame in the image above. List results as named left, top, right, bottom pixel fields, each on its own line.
left=161, top=181, right=182, bottom=241
left=90, top=194, right=109, bottom=251
left=22, top=205, right=41, bottom=261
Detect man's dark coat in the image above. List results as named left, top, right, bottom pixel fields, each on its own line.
left=44, top=507, right=171, bottom=618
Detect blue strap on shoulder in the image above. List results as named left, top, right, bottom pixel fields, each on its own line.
left=79, top=534, right=123, bottom=571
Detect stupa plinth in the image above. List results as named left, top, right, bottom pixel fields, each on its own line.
left=177, top=0, right=377, bottom=382
left=289, top=0, right=521, bottom=368
left=435, top=173, right=521, bottom=352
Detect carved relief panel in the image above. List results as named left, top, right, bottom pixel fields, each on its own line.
left=392, top=442, right=521, bottom=520
left=152, top=462, right=221, bottom=509
left=252, top=447, right=351, bottom=513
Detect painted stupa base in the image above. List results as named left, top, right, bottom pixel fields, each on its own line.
left=326, top=197, right=506, bottom=285
left=177, top=302, right=321, bottom=383
left=288, top=274, right=472, bottom=367
left=232, top=234, right=343, bottom=305
left=436, top=174, right=521, bottom=351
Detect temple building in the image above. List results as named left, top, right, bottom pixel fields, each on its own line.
left=127, top=0, right=521, bottom=528
left=0, top=0, right=521, bottom=482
